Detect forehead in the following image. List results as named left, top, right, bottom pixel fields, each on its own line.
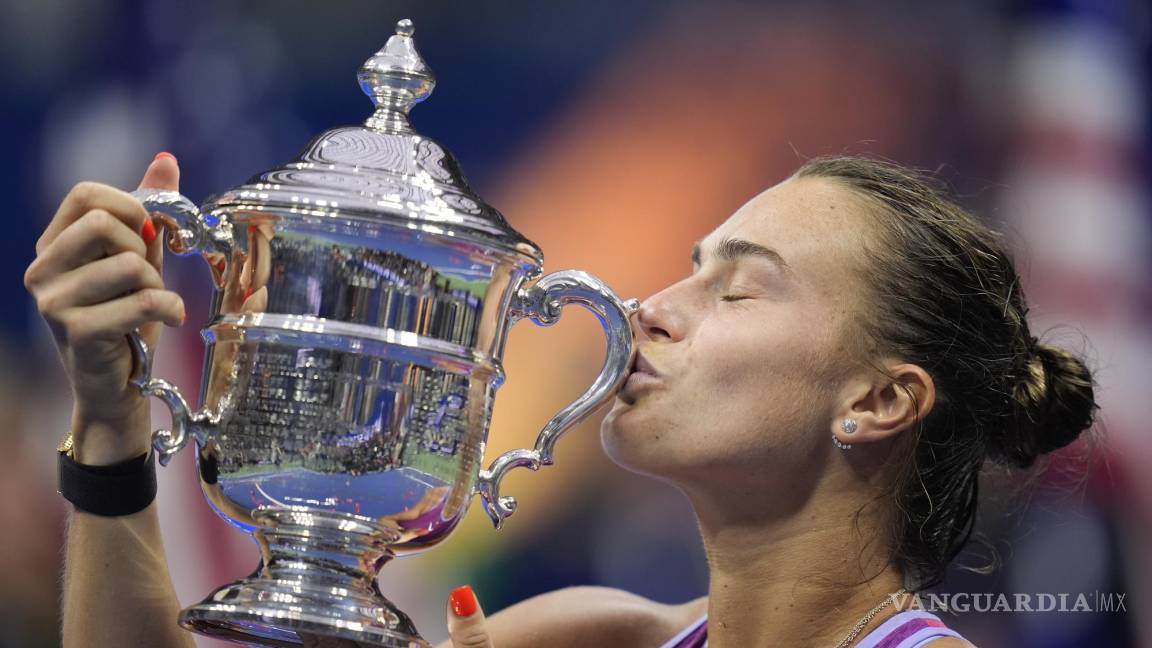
left=700, top=176, right=873, bottom=273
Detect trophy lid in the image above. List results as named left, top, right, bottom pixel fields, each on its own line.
left=206, top=19, right=542, bottom=266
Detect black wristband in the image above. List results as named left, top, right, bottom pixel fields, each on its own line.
left=58, top=450, right=157, bottom=516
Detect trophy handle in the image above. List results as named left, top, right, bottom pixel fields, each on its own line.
left=127, top=329, right=210, bottom=466
left=129, top=189, right=233, bottom=258
left=127, top=190, right=232, bottom=466
left=476, top=270, right=639, bottom=529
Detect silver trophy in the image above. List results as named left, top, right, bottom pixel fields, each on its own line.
left=128, top=19, right=636, bottom=647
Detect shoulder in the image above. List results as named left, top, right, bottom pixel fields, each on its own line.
left=481, top=586, right=705, bottom=648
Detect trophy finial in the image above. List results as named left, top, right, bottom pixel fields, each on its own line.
left=358, top=18, right=435, bottom=131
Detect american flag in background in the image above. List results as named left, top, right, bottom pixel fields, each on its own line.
left=999, top=0, right=1150, bottom=645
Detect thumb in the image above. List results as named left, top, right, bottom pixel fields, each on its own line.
left=136, top=151, right=181, bottom=278
left=138, top=151, right=180, bottom=191
left=446, top=585, right=493, bottom=648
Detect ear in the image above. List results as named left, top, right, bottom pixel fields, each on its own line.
left=833, top=362, right=935, bottom=446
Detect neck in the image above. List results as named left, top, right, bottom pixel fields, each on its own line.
left=684, top=477, right=907, bottom=648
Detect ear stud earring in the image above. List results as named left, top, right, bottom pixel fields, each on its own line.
left=833, top=418, right=858, bottom=450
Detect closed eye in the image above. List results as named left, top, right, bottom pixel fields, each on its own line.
left=721, top=295, right=752, bottom=302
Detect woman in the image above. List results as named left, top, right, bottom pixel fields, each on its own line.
left=25, top=153, right=1097, bottom=647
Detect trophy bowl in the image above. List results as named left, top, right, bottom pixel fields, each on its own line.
left=128, top=19, right=637, bottom=647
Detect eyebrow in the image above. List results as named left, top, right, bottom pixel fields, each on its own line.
left=692, top=237, right=791, bottom=273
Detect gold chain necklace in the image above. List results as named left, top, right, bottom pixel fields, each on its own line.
left=834, top=588, right=908, bottom=648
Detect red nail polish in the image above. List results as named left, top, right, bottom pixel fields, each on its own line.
left=244, top=286, right=255, bottom=300
left=449, top=585, right=479, bottom=618
left=154, top=151, right=177, bottom=163
left=141, top=218, right=157, bottom=243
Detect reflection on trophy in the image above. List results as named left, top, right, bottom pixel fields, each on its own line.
left=128, top=19, right=637, bottom=647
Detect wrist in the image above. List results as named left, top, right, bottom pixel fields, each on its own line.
left=70, top=406, right=152, bottom=466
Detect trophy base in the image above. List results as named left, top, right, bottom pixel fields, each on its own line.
left=178, top=508, right=431, bottom=647
left=179, top=578, right=430, bottom=647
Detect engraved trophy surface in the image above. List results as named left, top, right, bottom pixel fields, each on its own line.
left=128, top=19, right=637, bottom=647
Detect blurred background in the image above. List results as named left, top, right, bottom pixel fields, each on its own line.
left=1, top=0, right=1148, bottom=646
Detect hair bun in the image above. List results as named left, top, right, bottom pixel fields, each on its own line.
left=990, top=342, right=1098, bottom=468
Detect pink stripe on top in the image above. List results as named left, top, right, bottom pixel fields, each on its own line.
left=658, top=609, right=965, bottom=648
left=658, top=615, right=707, bottom=648
left=851, top=610, right=965, bottom=648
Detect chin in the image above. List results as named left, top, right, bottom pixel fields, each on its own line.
left=599, top=398, right=678, bottom=478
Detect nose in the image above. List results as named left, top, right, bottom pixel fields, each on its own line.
left=634, top=289, right=682, bottom=342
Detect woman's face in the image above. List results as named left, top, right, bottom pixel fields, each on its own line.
left=601, top=176, right=876, bottom=486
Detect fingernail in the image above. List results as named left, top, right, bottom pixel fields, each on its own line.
left=449, top=585, right=479, bottom=618
left=154, top=151, right=177, bottom=164
left=141, top=218, right=157, bottom=243
left=244, top=286, right=255, bottom=300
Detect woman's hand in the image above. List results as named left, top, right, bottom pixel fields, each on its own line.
left=297, top=583, right=490, bottom=641
left=299, top=586, right=491, bottom=648
left=446, top=585, right=492, bottom=648
left=24, top=153, right=184, bottom=465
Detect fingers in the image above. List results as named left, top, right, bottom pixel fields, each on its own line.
left=35, top=152, right=181, bottom=268
left=37, top=181, right=151, bottom=255
left=39, top=251, right=166, bottom=311
left=26, top=153, right=185, bottom=336
left=57, top=289, right=185, bottom=345
left=447, top=585, right=492, bottom=648
left=24, top=208, right=148, bottom=282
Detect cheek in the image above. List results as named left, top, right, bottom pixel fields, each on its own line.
left=601, top=321, right=840, bottom=475
left=699, top=319, right=828, bottom=397
left=686, top=317, right=851, bottom=444
left=601, top=304, right=859, bottom=481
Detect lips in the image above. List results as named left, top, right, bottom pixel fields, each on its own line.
left=630, top=351, right=660, bottom=379
left=619, top=349, right=662, bottom=403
